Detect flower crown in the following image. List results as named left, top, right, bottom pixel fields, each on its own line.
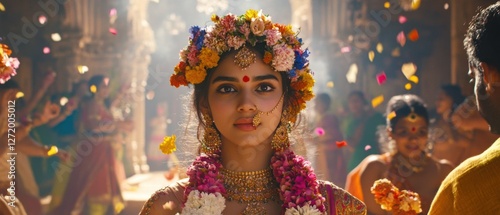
left=170, top=9, right=314, bottom=122
left=0, top=43, right=20, bottom=84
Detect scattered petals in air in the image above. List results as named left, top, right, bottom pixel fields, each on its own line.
left=408, top=29, right=419, bottom=41
left=391, top=48, right=400, bottom=57
left=38, top=15, right=47, bottom=25
left=409, top=75, right=419, bottom=84
left=371, top=95, right=384, bottom=108
left=368, top=51, right=375, bottom=62
left=365, top=145, right=372, bottom=151
left=109, top=27, right=118, bottom=35
left=376, top=43, right=383, bottom=53
left=399, top=16, right=407, bottom=24
left=326, top=81, right=334, bottom=88
left=336, top=141, right=348, bottom=148
left=109, top=8, right=117, bottom=17
left=315, top=127, right=325, bottom=136
left=160, top=135, right=177, bottom=154
left=376, top=72, right=387, bottom=85
left=387, top=111, right=396, bottom=121
left=402, top=62, right=417, bottom=79
left=397, top=31, right=406, bottom=47
left=0, top=2, right=5, bottom=11
left=341, top=46, right=351, bottom=53
left=43, top=47, right=50, bottom=54
left=405, top=83, right=412, bottom=90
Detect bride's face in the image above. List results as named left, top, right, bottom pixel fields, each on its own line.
left=208, top=50, right=284, bottom=147
left=390, top=115, right=429, bottom=158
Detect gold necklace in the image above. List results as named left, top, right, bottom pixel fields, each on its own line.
left=220, top=167, right=279, bottom=215
left=393, top=153, right=428, bottom=174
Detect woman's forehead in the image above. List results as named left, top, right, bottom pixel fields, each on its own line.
left=211, top=52, right=278, bottom=81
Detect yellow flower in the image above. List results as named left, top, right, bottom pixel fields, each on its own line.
left=159, top=135, right=177, bottom=154
left=301, top=72, right=315, bottom=90
left=198, top=48, right=220, bottom=69
left=245, top=9, right=259, bottom=21
left=211, top=14, right=219, bottom=22
left=185, top=66, right=207, bottom=84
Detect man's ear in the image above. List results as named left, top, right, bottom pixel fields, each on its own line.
left=480, top=62, right=500, bottom=92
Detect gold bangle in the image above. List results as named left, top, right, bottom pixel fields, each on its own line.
left=46, top=146, right=58, bottom=156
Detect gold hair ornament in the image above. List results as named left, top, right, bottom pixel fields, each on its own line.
left=234, top=46, right=256, bottom=69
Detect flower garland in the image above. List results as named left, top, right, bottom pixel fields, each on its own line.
left=371, top=178, right=422, bottom=215
left=181, top=150, right=326, bottom=214
left=0, top=43, right=20, bottom=84
left=170, top=9, right=314, bottom=123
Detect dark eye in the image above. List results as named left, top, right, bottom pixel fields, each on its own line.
left=256, top=84, right=275, bottom=92
left=217, top=85, right=236, bottom=93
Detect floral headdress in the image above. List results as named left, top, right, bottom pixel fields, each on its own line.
left=0, top=43, right=20, bottom=84
left=170, top=9, right=314, bottom=123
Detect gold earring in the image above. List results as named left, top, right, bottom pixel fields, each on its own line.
left=271, top=110, right=290, bottom=152
left=201, top=114, right=221, bottom=155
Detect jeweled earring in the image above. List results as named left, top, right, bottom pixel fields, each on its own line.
left=201, top=114, right=222, bottom=155
left=271, top=110, right=290, bottom=152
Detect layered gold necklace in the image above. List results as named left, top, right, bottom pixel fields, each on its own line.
left=393, top=153, right=428, bottom=174
left=220, top=167, right=279, bottom=215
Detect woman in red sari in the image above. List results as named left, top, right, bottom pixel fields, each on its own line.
left=51, top=75, right=132, bottom=215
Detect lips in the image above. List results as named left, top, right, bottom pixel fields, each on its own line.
left=234, top=118, right=256, bottom=131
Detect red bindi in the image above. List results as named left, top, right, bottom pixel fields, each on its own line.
left=242, top=75, right=250, bottom=82
left=411, top=127, right=416, bottom=132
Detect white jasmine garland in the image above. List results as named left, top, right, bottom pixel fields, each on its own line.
left=284, top=204, right=325, bottom=215
left=181, top=190, right=226, bottom=215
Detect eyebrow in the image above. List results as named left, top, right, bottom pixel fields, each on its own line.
left=212, top=74, right=279, bottom=84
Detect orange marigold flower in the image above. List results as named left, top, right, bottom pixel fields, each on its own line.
left=185, top=66, right=207, bottom=84
left=170, top=74, right=188, bottom=88
left=263, top=51, right=273, bottom=64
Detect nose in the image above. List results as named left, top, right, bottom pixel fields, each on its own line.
left=237, top=91, right=257, bottom=112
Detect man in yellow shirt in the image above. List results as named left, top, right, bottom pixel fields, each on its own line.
left=429, top=2, right=500, bottom=214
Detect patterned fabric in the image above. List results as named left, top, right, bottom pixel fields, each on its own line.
left=140, top=179, right=366, bottom=215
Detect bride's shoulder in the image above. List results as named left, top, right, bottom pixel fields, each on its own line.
left=139, top=178, right=189, bottom=215
left=318, top=180, right=367, bottom=215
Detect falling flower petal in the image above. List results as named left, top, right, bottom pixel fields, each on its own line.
left=399, top=16, right=407, bottom=24
left=371, top=95, right=384, bottom=108
left=109, top=27, right=117, bottom=35
left=51, top=33, right=61, bottom=42
left=405, top=83, right=412, bottom=90
left=160, top=135, right=177, bottom=154
left=336, top=141, right=348, bottom=148
left=444, top=3, right=449, bottom=10
left=376, top=72, right=387, bottom=85
left=397, top=31, right=406, bottom=47
left=376, top=43, right=383, bottom=53
left=368, top=51, right=375, bottom=62
left=59, top=97, right=69, bottom=106
left=315, top=127, right=325, bottom=136
left=384, top=2, right=390, bottom=9
left=109, top=8, right=117, bottom=16
left=346, top=63, right=358, bottom=83
left=392, top=48, right=401, bottom=57
left=387, top=111, right=397, bottom=120
left=15, top=92, right=24, bottom=99
left=77, top=65, right=89, bottom=74
left=43, top=47, right=50, bottom=54
left=365, top=145, right=372, bottom=151
left=402, top=63, right=417, bottom=79
left=0, top=2, right=5, bottom=11
left=326, top=81, right=334, bottom=88
left=341, top=46, right=351, bottom=53
left=411, top=0, right=421, bottom=10
left=38, top=15, right=47, bottom=25
left=409, top=75, right=419, bottom=84
left=408, top=29, right=419, bottom=41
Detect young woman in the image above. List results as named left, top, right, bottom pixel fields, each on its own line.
left=140, top=9, right=366, bottom=215
left=346, top=94, right=454, bottom=214
left=50, top=75, right=133, bottom=215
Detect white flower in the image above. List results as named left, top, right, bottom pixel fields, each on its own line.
left=272, top=43, right=295, bottom=71
left=285, top=205, right=325, bottom=215
left=181, top=190, right=226, bottom=215
left=250, top=17, right=265, bottom=36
